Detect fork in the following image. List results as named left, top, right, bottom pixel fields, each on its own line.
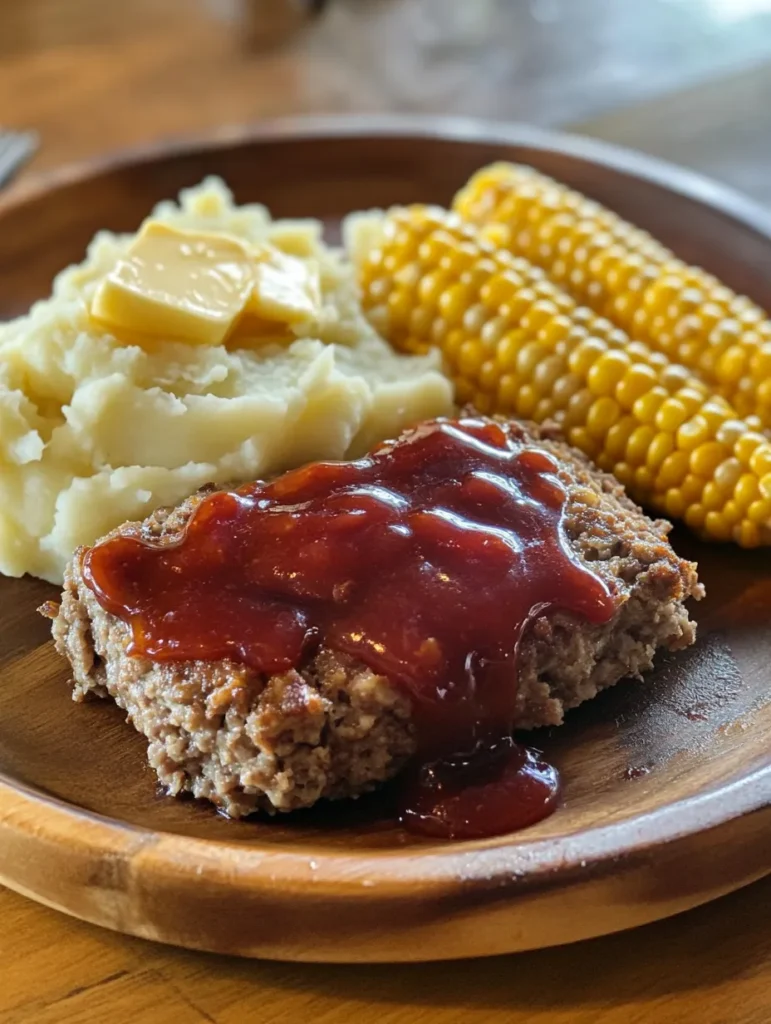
left=0, top=129, right=38, bottom=188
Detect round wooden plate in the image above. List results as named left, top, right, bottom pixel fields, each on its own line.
left=1, top=117, right=770, bottom=963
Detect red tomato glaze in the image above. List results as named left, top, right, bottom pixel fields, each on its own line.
left=84, top=417, right=617, bottom=839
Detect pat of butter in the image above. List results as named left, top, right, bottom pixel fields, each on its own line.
left=249, top=248, right=321, bottom=326
left=91, top=222, right=321, bottom=346
left=92, top=222, right=256, bottom=346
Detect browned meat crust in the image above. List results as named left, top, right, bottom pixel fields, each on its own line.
left=48, top=420, right=703, bottom=818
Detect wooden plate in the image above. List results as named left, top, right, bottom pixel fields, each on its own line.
left=1, top=117, right=770, bottom=963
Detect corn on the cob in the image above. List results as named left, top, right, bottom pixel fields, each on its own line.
left=354, top=205, right=771, bottom=547
left=453, top=162, right=771, bottom=428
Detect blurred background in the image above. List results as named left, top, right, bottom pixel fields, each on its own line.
left=2, top=0, right=771, bottom=201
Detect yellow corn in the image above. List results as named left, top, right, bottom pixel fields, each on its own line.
left=454, top=162, right=771, bottom=428
left=355, top=205, right=771, bottom=547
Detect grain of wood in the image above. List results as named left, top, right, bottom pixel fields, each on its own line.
left=3, top=874, right=771, bottom=1024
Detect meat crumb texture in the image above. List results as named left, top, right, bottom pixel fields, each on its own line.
left=49, top=420, right=703, bottom=819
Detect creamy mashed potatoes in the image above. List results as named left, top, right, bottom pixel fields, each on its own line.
left=0, top=179, right=452, bottom=583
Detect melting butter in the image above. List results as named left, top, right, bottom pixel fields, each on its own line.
left=91, top=221, right=321, bottom=346
left=250, top=249, right=321, bottom=325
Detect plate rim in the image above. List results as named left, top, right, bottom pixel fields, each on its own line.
left=1, top=757, right=770, bottom=891
left=4, top=113, right=771, bottom=244
left=2, top=114, right=771, bottom=954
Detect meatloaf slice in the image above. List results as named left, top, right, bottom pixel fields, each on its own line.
left=48, top=419, right=702, bottom=819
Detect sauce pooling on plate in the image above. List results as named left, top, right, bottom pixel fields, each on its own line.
left=84, top=417, right=617, bottom=839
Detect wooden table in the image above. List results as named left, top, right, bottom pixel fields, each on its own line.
left=2, top=1, right=771, bottom=1020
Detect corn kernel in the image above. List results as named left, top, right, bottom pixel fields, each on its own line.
left=438, top=284, right=472, bottom=325
left=394, top=258, right=423, bottom=288
left=538, top=314, right=574, bottom=348
left=478, top=359, right=500, bottom=393
left=646, top=432, right=674, bottom=472
left=747, top=497, right=771, bottom=524
left=704, top=511, right=732, bottom=541
left=750, top=446, right=771, bottom=478
left=533, top=355, right=565, bottom=393
left=551, top=372, right=582, bottom=407
left=418, top=232, right=455, bottom=266
left=568, top=337, right=606, bottom=377
left=462, top=303, right=488, bottom=335
left=681, top=474, right=705, bottom=503
left=388, top=287, right=419, bottom=327
left=665, top=489, right=687, bottom=519
left=750, top=342, right=771, bottom=380
left=690, top=441, right=726, bottom=478
left=408, top=306, right=434, bottom=339
left=746, top=413, right=764, bottom=432
left=481, top=315, right=509, bottom=346
left=521, top=299, right=560, bottom=333
left=604, top=417, right=636, bottom=460
left=458, top=339, right=485, bottom=379
left=684, top=503, right=706, bottom=530
left=534, top=397, right=556, bottom=421
left=713, top=457, right=742, bottom=492
left=655, top=397, right=688, bottom=432
left=626, top=425, right=656, bottom=465
left=736, top=520, right=761, bottom=547
left=501, top=291, right=540, bottom=324
left=715, top=419, right=746, bottom=448
left=758, top=378, right=771, bottom=406
left=677, top=416, right=711, bottom=451
left=656, top=450, right=690, bottom=489
left=516, top=342, right=547, bottom=378
left=633, top=387, right=668, bottom=425
left=440, top=242, right=476, bottom=275
left=417, top=270, right=448, bottom=307
left=480, top=271, right=521, bottom=309
left=454, top=377, right=474, bottom=405
left=716, top=345, right=748, bottom=384
left=722, top=499, right=742, bottom=525
left=615, top=364, right=659, bottom=409
left=587, top=350, right=631, bottom=396
left=441, top=327, right=465, bottom=366
left=430, top=317, right=451, bottom=346
left=676, top=387, right=709, bottom=417
left=700, top=397, right=732, bottom=428
left=613, top=462, right=635, bottom=488
left=566, top=425, right=598, bottom=458
left=734, top=473, right=760, bottom=509
left=735, top=431, right=767, bottom=465
left=496, top=329, right=526, bottom=368
left=702, top=481, right=725, bottom=511
left=634, top=466, right=655, bottom=492
left=517, top=383, right=539, bottom=418
left=659, top=363, right=693, bottom=392
left=587, top=396, right=620, bottom=438
left=497, top=373, right=519, bottom=410
left=563, top=388, right=595, bottom=428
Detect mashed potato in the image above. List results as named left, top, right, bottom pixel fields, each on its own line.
left=0, top=179, right=452, bottom=583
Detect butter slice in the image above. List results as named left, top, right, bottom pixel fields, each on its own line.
left=91, top=222, right=322, bottom=347
left=91, top=223, right=256, bottom=346
left=248, top=247, right=321, bottom=326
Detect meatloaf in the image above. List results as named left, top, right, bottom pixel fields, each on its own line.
left=47, top=419, right=703, bottom=818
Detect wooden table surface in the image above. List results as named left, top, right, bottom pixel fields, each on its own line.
left=3, top=0, right=771, bottom=1020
